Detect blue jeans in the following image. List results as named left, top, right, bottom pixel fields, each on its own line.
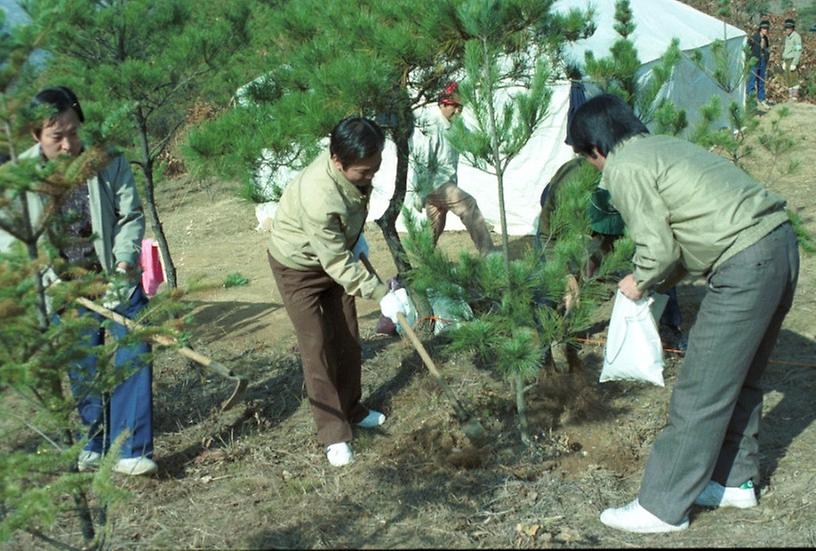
left=746, top=58, right=767, bottom=101
left=65, top=285, right=153, bottom=459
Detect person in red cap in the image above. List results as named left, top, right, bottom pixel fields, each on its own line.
left=409, top=81, right=494, bottom=255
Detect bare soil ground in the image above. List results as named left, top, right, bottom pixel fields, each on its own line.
left=10, top=103, right=816, bottom=549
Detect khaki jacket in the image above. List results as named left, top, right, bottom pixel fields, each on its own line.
left=267, top=150, right=387, bottom=301
left=601, top=135, right=789, bottom=291
left=783, top=31, right=802, bottom=65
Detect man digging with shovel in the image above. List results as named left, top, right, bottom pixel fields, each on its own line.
left=267, top=116, right=411, bottom=467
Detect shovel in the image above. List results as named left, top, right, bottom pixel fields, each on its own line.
left=358, top=253, right=487, bottom=443
left=75, top=297, right=248, bottom=411
left=395, top=311, right=487, bottom=443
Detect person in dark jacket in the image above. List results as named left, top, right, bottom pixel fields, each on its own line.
left=747, top=20, right=771, bottom=108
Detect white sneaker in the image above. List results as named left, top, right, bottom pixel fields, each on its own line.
left=355, top=409, right=386, bottom=428
left=326, top=443, right=353, bottom=467
left=113, top=456, right=158, bottom=476
left=600, top=498, right=689, bottom=533
left=77, top=450, right=102, bottom=472
left=694, top=480, right=757, bottom=509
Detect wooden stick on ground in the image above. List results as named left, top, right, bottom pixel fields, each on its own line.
left=75, top=297, right=248, bottom=411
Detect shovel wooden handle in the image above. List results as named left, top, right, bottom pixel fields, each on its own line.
left=75, top=296, right=238, bottom=381
left=396, top=311, right=473, bottom=422
left=360, top=254, right=482, bottom=433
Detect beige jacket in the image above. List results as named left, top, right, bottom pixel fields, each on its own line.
left=267, top=150, right=388, bottom=301
left=601, top=134, right=789, bottom=291
left=782, top=30, right=802, bottom=66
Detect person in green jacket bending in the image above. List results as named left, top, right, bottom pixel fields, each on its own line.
left=569, top=94, right=798, bottom=533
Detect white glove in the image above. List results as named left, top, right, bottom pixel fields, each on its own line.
left=101, top=267, right=133, bottom=311
left=352, top=233, right=369, bottom=261
left=379, top=288, right=413, bottom=324
left=790, top=64, right=797, bottom=71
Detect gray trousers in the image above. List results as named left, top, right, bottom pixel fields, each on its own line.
left=638, top=223, right=799, bottom=524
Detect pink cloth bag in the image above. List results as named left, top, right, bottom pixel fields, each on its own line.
left=140, top=238, right=165, bottom=297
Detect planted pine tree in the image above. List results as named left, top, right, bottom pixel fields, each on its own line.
left=401, top=0, right=625, bottom=445
left=403, top=160, right=632, bottom=445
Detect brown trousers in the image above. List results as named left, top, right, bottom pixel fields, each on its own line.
left=425, top=181, right=494, bottom=256
left=268, top=253, right=367, bottom=446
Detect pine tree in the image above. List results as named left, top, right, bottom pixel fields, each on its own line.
left=402, top=162, right=632, bottom=445
left=184, top=0, right=467, bottom=314
left=27, top=0, right=253, bottom=288
left=402, top=0, right=608, bottom=445
left=0, top=16, right=113, bottom=546
left=683, top=0, right=752, bottom=94
left=583, top=0, right=684, bottom=129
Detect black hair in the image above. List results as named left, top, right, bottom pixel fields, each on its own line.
left=568, top=94, right=649, bottom=158
left=329, top=117, right=385, bottom=168
left=30, top=86, right=85, bottom=135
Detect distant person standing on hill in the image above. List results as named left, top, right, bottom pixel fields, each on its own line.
left=782, top=18, right=803, bottom=101
left=747, top=20, right=771, bottom=109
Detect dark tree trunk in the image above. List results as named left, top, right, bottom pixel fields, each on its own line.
left=136, top=115, right=178, bottom=288
left=375, top=118, right=434, bottom=333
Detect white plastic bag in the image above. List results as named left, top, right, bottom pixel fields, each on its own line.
left=427, top=288, right=473, bottom=335
left=600, top=289, right=666, bottom=386
left=379, top=288, right=418, bottom=333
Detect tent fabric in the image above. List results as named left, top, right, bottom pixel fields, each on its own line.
left=253, top=0, right=748, bottom=238
left=558, top=0, right=746, bottom=65
left=364, top=0, right=748, bottom=237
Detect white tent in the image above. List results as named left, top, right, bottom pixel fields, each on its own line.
left=364, top=0, right=748, bottom=237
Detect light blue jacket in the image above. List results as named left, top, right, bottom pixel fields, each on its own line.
left=1, top=145, right=145, bottom=290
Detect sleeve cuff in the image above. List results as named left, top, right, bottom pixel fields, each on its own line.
left=370, top=282, right=389, bottom=302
